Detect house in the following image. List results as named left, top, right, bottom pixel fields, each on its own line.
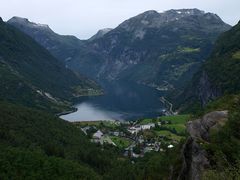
left=138, top=135, right=144, bottom=144
left=143, top=147, right=153, bottom=153
left=140, top=123, right=155, bottom=130
left=168, top=144, right=174, bottom=149
left=128, top=126, right=141, bottom=134
left=113, top=131, right=120, bottom=136
left=93, top=130, right=103, bottom=140
left=81, top=126, right=92, bottom=135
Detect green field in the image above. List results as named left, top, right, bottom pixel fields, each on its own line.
left=233, top=51, right=240, bottom=59
left=110, top=136, right=132, bottom=149
left=139, top=118, right=153, bottom=125
left=179, top=47, right=200, bottom=53
left=73, top=120, right=119, bottom=128
left=139, top=114, right=190, bottom=125
left=159, top=114, right=191, bottom=124
left=163, top=124, right=186, bottom=134
left=154, top=130, right=183, bottom=141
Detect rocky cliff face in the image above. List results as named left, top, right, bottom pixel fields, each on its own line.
left=176, top=21, right=240, bottom=111
left=70, top=9, right=230, bottom=91
left=196, top=71, right=222, bottom=106
left=89, top=28, right=112, bottom=41
left=178, top=111, right=228, bottom=180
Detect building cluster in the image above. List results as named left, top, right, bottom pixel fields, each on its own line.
left=79, top=120, right=176, bottom=158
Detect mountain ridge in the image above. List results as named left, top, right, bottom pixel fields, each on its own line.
left=8, top=9, right=231, bottom=92
left=8, top=16, right=84, bottom=63
left=175, top=20, right=240, bottom=112
left=67, top=8, right=230, bottom=91
left=0, top=19, right=100, bottom=112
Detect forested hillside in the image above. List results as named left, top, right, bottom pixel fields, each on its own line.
left=174, top=21, right=240, bottom=113
left=0, top=18, right=100, bottom=112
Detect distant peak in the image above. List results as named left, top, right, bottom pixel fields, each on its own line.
left=8, top=16, right=50, bottom=30
left=142, top=10, right=159, bottom=15
left=8, top=16, right=30, bottom=23
left=89, top=28, right=113, bottom=41
left=165, top=8, right=205, bottom=15
left=99, top=28, right=113, bottom=33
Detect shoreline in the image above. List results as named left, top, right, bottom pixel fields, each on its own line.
left=57, top=92, right=104, bottom=117
left=57, top=107, right=78, bottom=117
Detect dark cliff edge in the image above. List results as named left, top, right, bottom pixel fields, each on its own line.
left=178, top=111, right=228, bottom=180
left=196, top=71, right=222, bottom=107
left=172, top=69, right=222, bottom=113
left=174, top=20, right=240, bottom=113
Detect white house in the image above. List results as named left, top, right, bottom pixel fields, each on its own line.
left=128, top=126, right=141, bottom=134
left=140, top=123, right=155, bottom=130
left=93, top=130, right=103, bottom=139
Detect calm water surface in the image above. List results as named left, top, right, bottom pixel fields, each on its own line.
left=60, top=81, right=165, bottom=122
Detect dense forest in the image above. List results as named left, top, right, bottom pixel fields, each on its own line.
left=0, top=101, right=184, bottom=179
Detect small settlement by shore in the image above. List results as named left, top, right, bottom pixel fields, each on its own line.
left=73, top=114, right=190, bottom=158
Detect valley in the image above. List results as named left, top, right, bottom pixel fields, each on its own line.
left=0, top=5, right=239, bottom=180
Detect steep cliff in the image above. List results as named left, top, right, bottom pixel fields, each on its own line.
left=175, top=21, right=240, bottom=112
left=179, top=111, right=228, bottom=180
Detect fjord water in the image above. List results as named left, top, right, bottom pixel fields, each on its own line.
left=60, top=81, right=165, bottom=122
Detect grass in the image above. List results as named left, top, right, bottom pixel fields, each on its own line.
left=178, top=47, right=200, bottom=53
left=232, top=51, right=240, bottom=59
left=73, top=120, right=119, bottom=128
left=139, top=118, right=153, bottom=125
left=154, top=130, right=183, bottom=141
left=110, top=136, right=131, bottom=149
left=159, top=114, right=191, bottom=124
left=138, top=115, right=190, bottom=134
left=163, top=124, right=186, bottom=134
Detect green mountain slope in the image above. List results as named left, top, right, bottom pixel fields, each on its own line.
left=171, top=21, right=240, bottom=179
left=175, top=21, right=240, bottom=112
left=0, top=18, right=100, bottom=112
left=69, top=9, right=230, bottom=90
left=0, top=101, right=112, bottom=179
left=0, top=101, right=183, bottom=179
left=8, top=16, right=84, bottom=63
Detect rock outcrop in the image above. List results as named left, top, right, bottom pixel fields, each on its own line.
left=178, top=111, right=228, bottom=180
left=89, top=28, right=112, bottom=41
left=197, top=71, right=222, bottom=106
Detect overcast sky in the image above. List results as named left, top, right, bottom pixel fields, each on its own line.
left=1, top=0, right=239, bottom=39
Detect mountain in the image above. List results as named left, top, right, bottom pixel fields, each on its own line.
left=89, top=28, right=113, bottom=41
left=175, top=21, right=240, bottom=112
left=0, top=18, right=100, bottom=112
left=8, top=16, right=83, bottom=63
left=8, top=9, right=231, bottom=91
left=68, top=9, right=231, bottom=90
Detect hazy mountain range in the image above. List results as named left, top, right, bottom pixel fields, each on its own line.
left=8, top=9, right=231, bottom=92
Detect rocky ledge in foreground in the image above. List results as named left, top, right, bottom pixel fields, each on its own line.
left=178, top=111, right=228, bottom=180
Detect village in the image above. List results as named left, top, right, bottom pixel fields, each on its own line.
left=73, top=114, right=190, bottom=158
